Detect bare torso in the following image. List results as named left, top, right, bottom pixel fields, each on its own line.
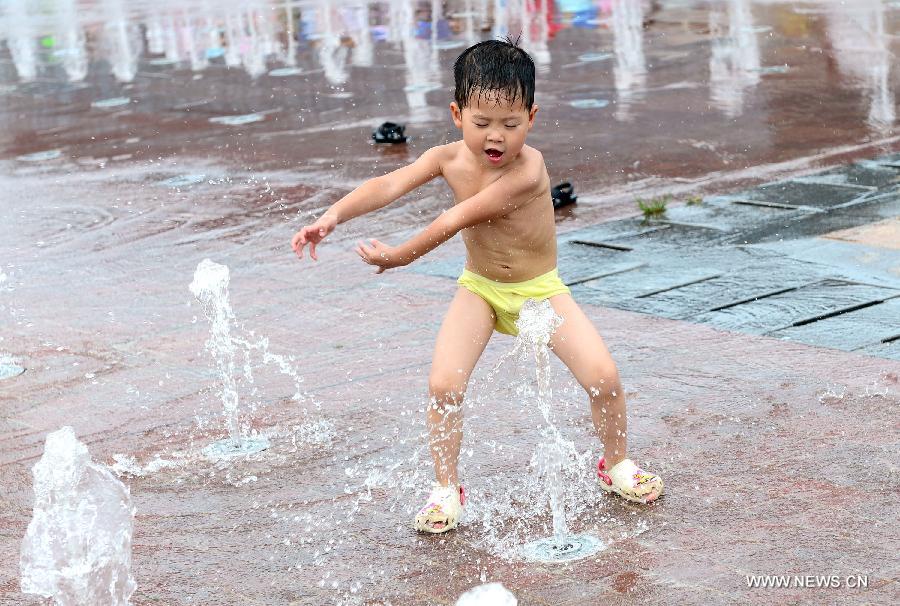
left=438, top=141, right=557, bottom=282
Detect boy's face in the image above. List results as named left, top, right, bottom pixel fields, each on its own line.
left=450, top=90, right=538, bottom=169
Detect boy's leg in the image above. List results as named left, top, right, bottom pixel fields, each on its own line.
left=428, top=287, right=495, bottom=486
left=545, top=293, right=627, bottom=467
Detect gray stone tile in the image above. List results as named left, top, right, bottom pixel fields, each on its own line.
left=632, top=258, right=828, bottom=319
left=873, top=152, right=900, bottom=168
left=768, top=297, right=900, bottom=352
left=410, top=256, right=465, bottom=279
left=572, top=221, right=732, bottom=249
left=692, top=279, right=900, bottom=334
left=557, top=239, right=637, bottom=285
left=559, top=218, right=666, bottom=246
left=652, top=198, right=803, bottom=233
left=722, top=192, right=900, bottom=245
left=794, top=161, right=900, bottom=189
left=854, top=339, right=900, bottom=361
left=571, top=262, right=722, bottom=305
left=747, top=239, right=900, bottom=289
left=731, top=181, right=869, bottom=210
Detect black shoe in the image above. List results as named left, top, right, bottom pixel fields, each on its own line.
left=372, top=122, right=408, bottom=144
left=551, top=182, right=577, bottom=209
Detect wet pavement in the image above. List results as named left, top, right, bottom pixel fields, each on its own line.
left=1, top=0, right=900, bottom=605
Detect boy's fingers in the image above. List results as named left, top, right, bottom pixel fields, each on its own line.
left=309, top=241, right=318, bottom=261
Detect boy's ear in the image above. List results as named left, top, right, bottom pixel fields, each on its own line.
left=450, top=102, right=463, bottom=128
left=528, top=104, right=539, bottom=127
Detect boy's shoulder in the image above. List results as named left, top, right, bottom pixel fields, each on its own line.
left=429, top=141, right=462, bottom=163
left=507, top=145, right=547, bottom=194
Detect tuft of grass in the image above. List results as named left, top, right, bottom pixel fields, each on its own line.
left=637, top=195, right=669, bottom=218
left=686, top=195, right=703, bottom=206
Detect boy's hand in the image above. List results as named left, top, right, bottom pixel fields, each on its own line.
left=356, top=239, right=406, bottom=274
left=292, top=214, right=338, bottom=261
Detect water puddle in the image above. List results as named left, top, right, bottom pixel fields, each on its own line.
left=0, top=353, right=25, bottom=380
left=268, top=67, right=304, bottom=77
left=91, top=96, right=131, bottom=109
left=569, top=99, right=610, bottom=109
left=16, top=150, right=62, bottom=162
left=577, top=52, right=613, bottom=63
left=520, top=532, right=606, bottom=563
left=209, top=113, right=266, bottom=126
left=159, top=173, right=207, bottom=188
left=201, top=435, right=271, bottom=459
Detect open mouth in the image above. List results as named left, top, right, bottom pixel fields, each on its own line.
left=485, top=148, right=504, bottom=161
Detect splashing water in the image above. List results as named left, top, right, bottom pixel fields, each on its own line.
left=456, top=582, right=517, bottom=605
left=513, top=300, right=569, bottom=538
left=190, top=259, right=244, bottom=446
left=481, top=299, right=605, bottom=561
left=319, top=298, right=607, bottom=570
left=20, top=427, right=136, bottom=606
left=190, top=259, right=313, bottom=459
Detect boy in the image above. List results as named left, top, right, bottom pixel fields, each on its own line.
left=291, top=38, right=663, bottom=534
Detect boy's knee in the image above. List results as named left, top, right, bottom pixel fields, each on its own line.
left=428, top=373, right=467, bottom=404
left=583, top=366, right=621, bottom=396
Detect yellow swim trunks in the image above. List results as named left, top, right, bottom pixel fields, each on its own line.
left=457, top=268, right=571, bottom=336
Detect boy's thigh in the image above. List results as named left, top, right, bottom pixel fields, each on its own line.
left=547, top=293, right=618, bottom=385
left=430, top=287, right=496, bottom=389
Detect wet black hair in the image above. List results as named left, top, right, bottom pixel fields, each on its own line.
left=453, top=35, right=535, bottom=111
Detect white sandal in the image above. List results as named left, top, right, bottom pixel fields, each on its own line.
left=413, top=483, right=465, bottom=533
left=597, top=457, right=663, bottom=504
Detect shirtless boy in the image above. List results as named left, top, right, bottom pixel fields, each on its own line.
left=291, top=38, right=663, bottom=533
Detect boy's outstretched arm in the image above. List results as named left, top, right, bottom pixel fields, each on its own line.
left=292, top=146, right=445, bottom=260
left=357, top=159, right=541, bottom=272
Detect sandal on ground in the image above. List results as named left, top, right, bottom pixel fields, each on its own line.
left=413, top=483, right=465, bottom=533
left=372, top=121, right=408, bottom=144
left=551, top=181, right=577, bottom=209
left=597, top=457, right=663, bottom=504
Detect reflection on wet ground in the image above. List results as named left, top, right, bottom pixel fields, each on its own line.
left=2, top=0, right=900, bottom=210
left=1, top=1, right=899, bottom=604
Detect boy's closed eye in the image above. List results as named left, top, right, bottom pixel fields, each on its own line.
left=473, top=122, right=521, bottom=129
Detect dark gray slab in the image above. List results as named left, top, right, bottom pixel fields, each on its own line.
left=873, top=152, right=900, bottom=168
left=723, top=193, right=900, bottom=245
left=746, top=239, right=900, bottom=290
left=632, top=258, right=828, bottom=320
left=768, top=297, right=900, bottom=351
left=654, top=198, right=803, bottom=234
left=692, top=279, right=899, bottom=334
left=570, top=221, right=731, bottom=249
left=851, top=184, right=900, bottom=212
left=559, top=218, right=667, bottom=246
left=854, top=339, right=900, bottom=361
left=731, top=181, right=868, bottom=210
left=571, top=262, right=722, bottom=304
left=797, top=162, right=900, bottom=189
left=411, top=256, right=465, bottom=279
left=557, top=239, right=637, bottom=285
